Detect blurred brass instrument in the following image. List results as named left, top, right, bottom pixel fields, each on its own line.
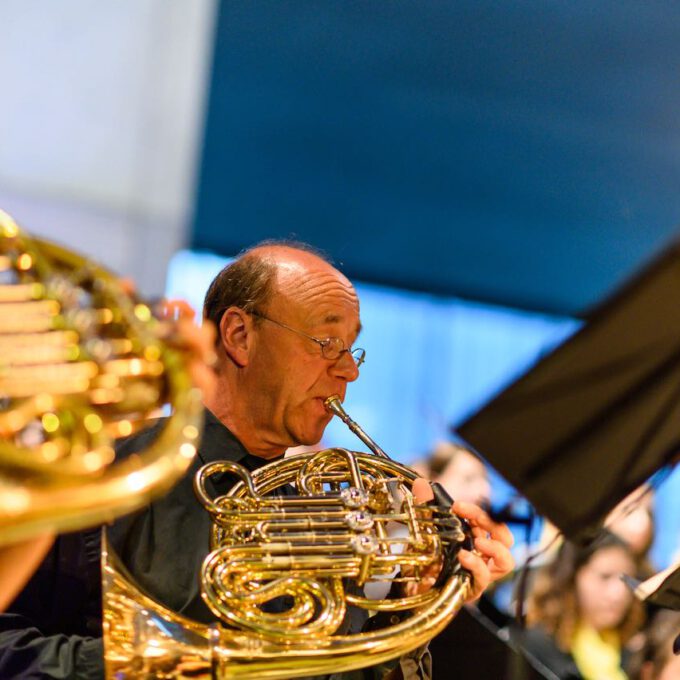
left=0, top=209, right=203, bottom=545
left=103, top=396, right=472, bottom=678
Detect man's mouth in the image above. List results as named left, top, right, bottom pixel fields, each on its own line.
left=313, top=397, right=332, bottom=412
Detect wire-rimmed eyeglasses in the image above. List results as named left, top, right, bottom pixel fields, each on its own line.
left=251, top=311, right=365, bottom=368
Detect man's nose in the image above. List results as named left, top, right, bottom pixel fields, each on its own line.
left=331, top=350, right=360, bottom=382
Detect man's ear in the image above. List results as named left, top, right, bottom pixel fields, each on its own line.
left=218, top=307, right=253, bottom=367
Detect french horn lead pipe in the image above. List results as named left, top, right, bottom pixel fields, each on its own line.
left=324, top=395, right=389, bottom=459
left=324, top=394, right=455, bottom=508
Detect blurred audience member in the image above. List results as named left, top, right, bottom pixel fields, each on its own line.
left=606, top=487, right=656, bottom=578
left=535, top=485, right=656, bottom=581
left=519, top=532, right=644, bottom=680
left=632, top=610, right=680, bottom=680
left=425, top=441, right=491, bottom=506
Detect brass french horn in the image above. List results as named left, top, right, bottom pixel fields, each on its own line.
left=103, top=396, right=473, bottom=678
left=0, top=209, right=203, bottom=545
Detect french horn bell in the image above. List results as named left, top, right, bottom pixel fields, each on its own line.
left=0, top=209, right=203, bottom=545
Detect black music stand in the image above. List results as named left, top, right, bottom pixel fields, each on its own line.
left=429, top=599, right=557, bottom=680
left=458, top=238, right=680, bottom=544
left=631, top=561, right=680, bottom=611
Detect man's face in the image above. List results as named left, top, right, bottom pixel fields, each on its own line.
left=244, top=265, right=362, bottom=452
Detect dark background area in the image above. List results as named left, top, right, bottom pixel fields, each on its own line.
left=193, top=0, right=680, bottom=316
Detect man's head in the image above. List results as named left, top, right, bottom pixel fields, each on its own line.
left=203, top=243, right=362, bottom=458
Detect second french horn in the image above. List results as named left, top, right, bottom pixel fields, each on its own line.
left=0, top=210, right=203, bottom=545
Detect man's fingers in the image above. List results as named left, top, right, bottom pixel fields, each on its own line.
left=176, top=318, right=216, bottom=357
left=158, top=298, right=196, bottom=321
left=412, top=477, right=434, bottom=504
left=188, top=363, right=217, bottom=403
left=152, top=302, right=219, bottom=400
left=451, top=500, right=515, bottom=595
left=409, top=484, right=515, bottom=599
left=474, top=536, right=515, bottom=579
left=458, top=549, right=490, bottom=601
left=452, top=500, right=514, bottom=548
left=119, top=278, right=136, bottom=296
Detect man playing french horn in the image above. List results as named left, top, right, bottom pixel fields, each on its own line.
left=0, top=242, right=514, bottom=679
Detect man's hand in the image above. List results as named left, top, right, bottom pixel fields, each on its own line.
left=452, top=499, right=514, bottom=601
left=156, top=299, right=218, bottom=402
left=117, top=284, right=218, bottom=402
left=403, top=480, right=514, bottom=601
left=0, top=534, right=54, bottom=611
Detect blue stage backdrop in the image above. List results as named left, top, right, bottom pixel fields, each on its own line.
left=191, top=1, right=680, bottom=316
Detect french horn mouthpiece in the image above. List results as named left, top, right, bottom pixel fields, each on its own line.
left=323, top=394, right=343, bottom=414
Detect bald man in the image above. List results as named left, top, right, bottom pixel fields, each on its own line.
left=0, top=242, right=513, bottom=679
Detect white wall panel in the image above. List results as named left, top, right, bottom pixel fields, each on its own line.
left=0, top=0, right=217, bottom=294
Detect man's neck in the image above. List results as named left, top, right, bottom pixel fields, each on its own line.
left=203, top=395, right=287, bottom=460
